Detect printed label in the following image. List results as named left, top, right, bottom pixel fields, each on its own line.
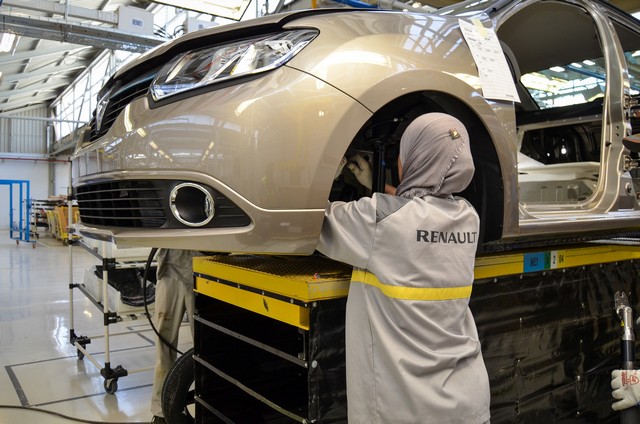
left=524, top=250, right=567, bottom=273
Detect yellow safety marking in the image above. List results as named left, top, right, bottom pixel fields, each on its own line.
left=193, top=257, right=350, bottom=302
left=474, top=253, right=524, bottom=280
left=195, top=276, right=310, bottom=330
left=351, top=269, right=472, bottom=301
left=474, top=244, right=640, bottom=279
left=193, top=245, right=640, bottom=310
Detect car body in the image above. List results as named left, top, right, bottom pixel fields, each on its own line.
left=72, top=0, right=640, bottom=254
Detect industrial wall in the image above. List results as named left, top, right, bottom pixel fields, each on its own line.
left=0, top=109, right=48, bottom=154
left=0, top=107, right=71, bottom=230
left=0, top=160, right=70, bottom=230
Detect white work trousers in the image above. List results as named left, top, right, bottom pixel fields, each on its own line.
left=149, top=273, right=195, bottom=417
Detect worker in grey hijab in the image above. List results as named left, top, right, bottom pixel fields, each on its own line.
left=317, top=112, right=491, bottom=424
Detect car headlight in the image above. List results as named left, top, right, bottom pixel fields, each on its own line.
left=150, top=29, right=318, bottom=101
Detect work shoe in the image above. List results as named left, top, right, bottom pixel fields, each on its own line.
left=151, top=416, right=166, bottom=424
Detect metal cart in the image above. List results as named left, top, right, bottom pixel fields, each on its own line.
left=68, top=234, right=157, bottom=394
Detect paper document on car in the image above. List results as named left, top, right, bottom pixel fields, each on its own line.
left=459, top=19, right=520, bottom=103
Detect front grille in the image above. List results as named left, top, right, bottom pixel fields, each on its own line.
left=75, top=180, right=251, bottom=229
left=89, top=83, right=150, bottom=142
left=76, top=181, right=166, bottom=228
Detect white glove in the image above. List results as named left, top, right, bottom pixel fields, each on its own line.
left=334, top=156, right=347, bottom=180
left=346, top=154, right=372, bottom=190
left=612, top=369, right=640, bottom=410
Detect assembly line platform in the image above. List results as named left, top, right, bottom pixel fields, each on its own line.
left=193, top=254, right=352, bottom=423
left=191, top=242, right=640, bottom=423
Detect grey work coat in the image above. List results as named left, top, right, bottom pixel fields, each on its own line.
left=317, top=192, right=490, bottom=424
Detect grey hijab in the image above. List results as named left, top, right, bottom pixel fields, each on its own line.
left=395, top=113, right=474, bottom=198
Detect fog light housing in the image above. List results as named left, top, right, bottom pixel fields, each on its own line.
left=169, top=183, right=215, bottom=227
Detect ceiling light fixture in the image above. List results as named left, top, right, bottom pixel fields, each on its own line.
left=0, top=32, right=17, bottom=53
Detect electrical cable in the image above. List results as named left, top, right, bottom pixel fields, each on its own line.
left=153, top=24, right=173, bottom=39
left=142, top=248, right=183, bottom=356
left=0, top=404, right=148, bottom=424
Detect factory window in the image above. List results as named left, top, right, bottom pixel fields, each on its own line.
left=53, top=51, right=138, bottom=141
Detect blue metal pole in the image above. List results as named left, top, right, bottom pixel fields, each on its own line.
left=19, top=181, right=24, bottom=241
left=24, top=181, right=31, bottom=242
left=330, top=0, right=378, bottom=8
left=9, top=183, right=14, bottom=241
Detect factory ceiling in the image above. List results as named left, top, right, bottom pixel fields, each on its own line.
left=0, top=0, right=638, bottom=116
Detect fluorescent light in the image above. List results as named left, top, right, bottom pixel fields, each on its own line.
left=151, top=0, right=252, bottom=20
left=0, top=33, right=16, bottom=53
left=550, top=66, right=565, bottom=72
left=570, top=62, right=582, bottom=68
left=583, top=59, right=596, bottom=66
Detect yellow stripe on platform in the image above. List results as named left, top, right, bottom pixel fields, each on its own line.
left=474, top=244, right=640, bottom=279
left=193, top=256, right=351, bottom=302
left=192, top=245, right=640, bottom=315
left=195, top=276, right=310, bottom=330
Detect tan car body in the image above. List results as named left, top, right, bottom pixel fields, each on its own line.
left=72, top=0, right=640, bottom=253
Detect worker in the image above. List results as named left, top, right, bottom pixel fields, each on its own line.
left=611, top=369, right=640, bottom=410
left=150, top=248, right=199, bottom=424
left=317, top=112, right=491, bottom=424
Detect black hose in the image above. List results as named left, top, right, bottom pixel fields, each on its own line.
left=0, top=404, right=148, bottom=424
left=142, top=248, right=183, bottom=356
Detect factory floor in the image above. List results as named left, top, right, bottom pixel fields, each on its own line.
left=0, top=230, right=192, bottom=424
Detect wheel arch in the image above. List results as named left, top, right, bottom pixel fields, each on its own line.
left=344, top=90, right=506, bottom=248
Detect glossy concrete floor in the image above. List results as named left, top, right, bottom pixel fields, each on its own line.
left=0, top=230, right=192, bottom=424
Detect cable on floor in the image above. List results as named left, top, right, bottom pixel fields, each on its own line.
left=142, top=247, right=184, bottom=356
left=0, top=404, right=150, bottom=424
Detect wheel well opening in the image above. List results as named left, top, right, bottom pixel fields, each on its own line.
left=330, top=91, right=503, bottom=249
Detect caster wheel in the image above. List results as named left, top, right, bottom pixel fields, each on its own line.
left=104, top=378, right=118, bottom=394
left=76, top=348, right=85, bottom=360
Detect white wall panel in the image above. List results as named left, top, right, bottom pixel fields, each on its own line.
left=54, top=161, right=72, bottom=198
left=0, top=159, right=69, bottom=229
left=0, top=160, right=48, bottom=229
left=0, top=107, right=49, bottom=155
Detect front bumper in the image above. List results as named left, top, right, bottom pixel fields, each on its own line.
left=72, top=66, right=372, bottom=253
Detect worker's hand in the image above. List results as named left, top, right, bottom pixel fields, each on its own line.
left=347, top=154, right=372, bottom=190
left=334, top=156, right=348, bottom=180
left=612, top=369, right=640, bottom=410
left=385, top=184, right=396, bottom=195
